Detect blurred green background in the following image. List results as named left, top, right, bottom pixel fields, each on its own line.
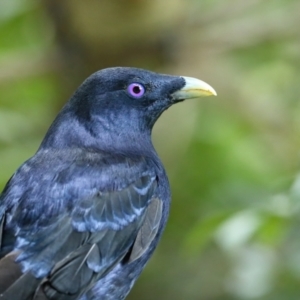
left=1, top=0, right=300, bottom=299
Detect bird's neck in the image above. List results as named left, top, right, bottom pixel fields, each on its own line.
left=39, top=109, right=155, bottom=156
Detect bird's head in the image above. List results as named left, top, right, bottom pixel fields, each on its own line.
left=41, top=67, right=216, bottom=153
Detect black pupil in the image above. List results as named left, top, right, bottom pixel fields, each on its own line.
left=133, top=85, right=141, bottom=94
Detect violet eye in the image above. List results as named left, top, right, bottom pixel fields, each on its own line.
left=127, top=83, right=145, bottom=98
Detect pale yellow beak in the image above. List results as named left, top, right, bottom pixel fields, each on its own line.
left=172, top=76, right=217, bottom=101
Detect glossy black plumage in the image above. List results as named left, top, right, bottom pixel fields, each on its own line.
left=0, top=67, right=216, bottom=300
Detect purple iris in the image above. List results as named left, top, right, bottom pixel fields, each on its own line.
left=127, top=83, right=145, bottom=98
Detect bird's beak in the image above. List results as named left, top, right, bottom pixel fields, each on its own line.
left=172, top=76, right=217, bottom=101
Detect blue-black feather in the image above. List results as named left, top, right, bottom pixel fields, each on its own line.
left=0, top=67, right=185, bottom=299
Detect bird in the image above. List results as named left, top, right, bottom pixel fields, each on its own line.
left=0, top=67, right=216, bottom=300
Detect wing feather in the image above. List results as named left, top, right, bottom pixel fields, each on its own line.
left=129, top=197, right=162, bottom=262
left=0, top=164, right=159, bottom=300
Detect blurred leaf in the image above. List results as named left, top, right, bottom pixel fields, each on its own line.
left=183, top=210, right=234, bottom=255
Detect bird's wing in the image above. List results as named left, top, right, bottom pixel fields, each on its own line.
left=0, top=156, right=162, bottom=300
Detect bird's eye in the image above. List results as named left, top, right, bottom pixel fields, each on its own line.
left=127, top=83, right=145, bottom=98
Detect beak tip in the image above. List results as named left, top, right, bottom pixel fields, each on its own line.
left=211, top=89, right=217, bottom=96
